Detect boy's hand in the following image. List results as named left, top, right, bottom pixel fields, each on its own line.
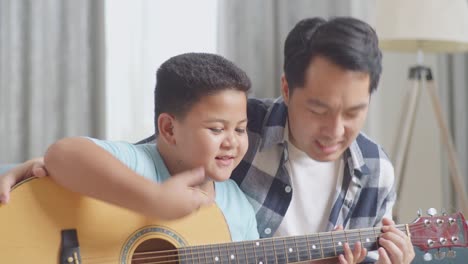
left=154, top=167, right=214, bottom=220
left=0, top=158, right=47, bottom=204
left=376, top=218, right=415, bottom=264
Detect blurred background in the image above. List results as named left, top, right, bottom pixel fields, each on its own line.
left=1, top=1, right=468, bottom=262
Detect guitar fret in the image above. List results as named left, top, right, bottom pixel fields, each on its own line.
left=294, top=236, right=302, bottom=261
left=344, top=229, right=349, bottom=245
left=306, top=234, right=323, bottom=260
left=372, top=227, right=379, bottom=251
left=284, top=237, right=298, bottom=263
left=201, top=244, right=208, bottom=264
left=321, top=232, right=337, bottom=258
left=209, top=244, right=216, bottom=264
left=273, top=238, right=288, bottom=263
left=331, top=231, right=337, bottom=256
left=216, top=243, right=225, bottom=263
left=201, top=244, right=207, bottom=264
left=233, top=241, right=246, bottom=264
left=225, top=242, right=232, bottom=264
left=304, top=234, right=313, bottom=261
left=260, top=238, right=274, bottom=264
left=179, top=247, right=187, bottom=264
left=225, top=241, right=233, bottom=264
left=244, top=240, right=256, bottom=264
left=253, top=241, right=263, bottom=263
left=196, top=245, right=204, bottom=264
left=317, top=232, right=325, bottom=259
left=189, top=245, right=195, bottom=264
left=241, top=241, right=248, bottom=264
left=295, top=235, right=310, bottom=262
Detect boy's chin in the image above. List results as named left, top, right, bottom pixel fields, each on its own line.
left=208, top=171, right=233, bottom=182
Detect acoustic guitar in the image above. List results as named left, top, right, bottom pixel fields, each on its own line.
left=1, top=177, right=467, bottom=264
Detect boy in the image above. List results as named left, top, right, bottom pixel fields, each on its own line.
left=1, top=52, right=259, bottom=242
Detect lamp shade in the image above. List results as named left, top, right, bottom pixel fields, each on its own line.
left=376, top=0, right=468, bottom=53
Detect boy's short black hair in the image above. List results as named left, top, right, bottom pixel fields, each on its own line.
left=154, top=53, right=251, bottom=134
left=283, top=17, right=382, bottom=94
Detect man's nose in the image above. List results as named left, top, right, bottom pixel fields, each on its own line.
left=322, top=115, right=345, bottom=138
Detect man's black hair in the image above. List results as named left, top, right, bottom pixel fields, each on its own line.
left=283, top=17, right=382, bottom=94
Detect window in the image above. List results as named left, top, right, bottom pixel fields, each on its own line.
left=105, top=0, right=218, bottom=141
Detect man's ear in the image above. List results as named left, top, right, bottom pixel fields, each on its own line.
left=280, top=74, right=290, bottom=106
left=157, top=113, right=176, bottom=145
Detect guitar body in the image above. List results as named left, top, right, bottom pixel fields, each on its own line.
left=0, top=177, right=231, bottom=263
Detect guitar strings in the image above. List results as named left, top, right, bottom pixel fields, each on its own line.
left=79, top=222, right=458, bottom=264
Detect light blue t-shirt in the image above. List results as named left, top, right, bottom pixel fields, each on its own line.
left=88, top=138, right=259, bottom=242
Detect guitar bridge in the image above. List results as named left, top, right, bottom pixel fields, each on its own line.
left=60, top=229, right=81, bottom=264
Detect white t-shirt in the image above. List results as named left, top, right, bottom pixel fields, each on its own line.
left=275, top=130, right=343, bottom=236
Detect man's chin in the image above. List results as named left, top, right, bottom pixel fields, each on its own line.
left=308, top=150, right=341, bottom=162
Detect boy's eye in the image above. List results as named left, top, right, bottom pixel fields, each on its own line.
left=235, top=128, right=246, bottom=134
left=209, top=128, right=223, bottom=133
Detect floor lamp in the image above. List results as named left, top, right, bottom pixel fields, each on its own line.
left=376, top=0, right=468, bottom=219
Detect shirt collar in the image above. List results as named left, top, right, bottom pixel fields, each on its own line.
left=258, top=97, right=288, bottom=151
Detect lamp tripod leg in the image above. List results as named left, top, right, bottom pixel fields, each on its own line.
left=425, top=79, right=468, bottom=214
left=392, top=76, right=423, bottom=222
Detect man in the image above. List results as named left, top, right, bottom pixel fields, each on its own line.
left=230, top=17, right=414, bottom=263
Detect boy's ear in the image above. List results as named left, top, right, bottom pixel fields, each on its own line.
left=280, top=74, right=290, bottom=106
left=157, top=113, right=176, bottom=145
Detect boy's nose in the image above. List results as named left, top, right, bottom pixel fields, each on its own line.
left=221, top=133, right=238, bottom=148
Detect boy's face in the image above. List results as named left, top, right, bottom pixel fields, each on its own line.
left=282, top=56, right=370, bottom=162
left=172, top=89, right=248, bottom=181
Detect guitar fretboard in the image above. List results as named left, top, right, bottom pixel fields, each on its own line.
left=178, top=225, right=407, bottom=264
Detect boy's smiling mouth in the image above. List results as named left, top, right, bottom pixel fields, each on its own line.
left=215, top=155, right=235, bottom=166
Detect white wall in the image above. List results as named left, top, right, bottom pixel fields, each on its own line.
left=374, top=53, right=445, bottom=223
left=104, top=0, right=218, bottom=142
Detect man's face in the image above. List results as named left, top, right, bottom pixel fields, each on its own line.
left=282, top=56, right=370, bottom=162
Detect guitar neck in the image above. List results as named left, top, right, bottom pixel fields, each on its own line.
left=179, top=225, right=407, bottom=263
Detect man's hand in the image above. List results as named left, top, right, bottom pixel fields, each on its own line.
left=152, top=167, right=214, bottom=220
left=0, top=158, right=47, bottom=204
left=376, top=218, right=415, bottom=264
left=335, top=225, right=367, bottom=264
left=338, top=241, right=367, bottom=264
left=311, top=225, right=367, bottom=264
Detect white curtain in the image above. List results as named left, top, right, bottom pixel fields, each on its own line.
left=0, top=0, right=105, bottom=163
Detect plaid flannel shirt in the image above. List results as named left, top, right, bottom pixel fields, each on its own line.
left=232, top=97, right=396, bottom=239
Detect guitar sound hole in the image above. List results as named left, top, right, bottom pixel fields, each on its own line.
left=131, top=238, right=178, bottom=264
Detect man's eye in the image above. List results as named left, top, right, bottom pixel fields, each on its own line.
left=235, top=128, right=246, bottom=134
left=310, top=109, right=326, bottom=115
left=345, top=111, right=359, bottom=119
